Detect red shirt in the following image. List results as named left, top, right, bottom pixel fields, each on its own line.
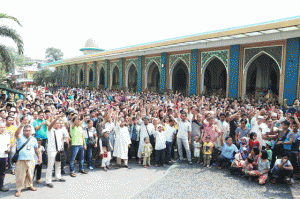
left=249, top=139, right=260, bottom=151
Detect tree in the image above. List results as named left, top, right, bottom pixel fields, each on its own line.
left=0, top=13, right=24, bottom=72
left=7, top=46, right=33, bottom=67
left=33, top=69, right=57, bottom=86
left=45, top=47, right=63, bottom=63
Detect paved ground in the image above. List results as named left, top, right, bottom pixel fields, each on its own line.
left=1, top=161, right=296, bottom=199
left=133, top=163, right=293, bottom=199
left=1, top=161, right=167, bottom=199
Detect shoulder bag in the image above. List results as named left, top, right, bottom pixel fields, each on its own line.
left=54, top=131, right=63, bottom=162
left=87, top=128, right=96, bottom=147
left=12, top=137, right=31, bottom=163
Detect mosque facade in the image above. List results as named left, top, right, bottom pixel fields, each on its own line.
left=42, top=18, right=300, bottom=105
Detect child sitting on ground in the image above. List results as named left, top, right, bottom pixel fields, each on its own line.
left=193, top=136, right=202, bottom=164
left=34, top=138, right=45, bottom=184
left=265, top=141, right=273, bottom=164
left=230, top=153, right=245, bottom=175
left=241, top=157, right=254, bottom=177
left=239, top=137, right=249, bottom=160
left=249, top=147, right=260, bottom=170
left=203, top=136, right=213, bottom=167
left=142, top=137, right=153, bottom=168
left=247, top=150, right=270, bottom=185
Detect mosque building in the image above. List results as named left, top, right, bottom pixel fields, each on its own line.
left=41, top=17, right=300, bottom=105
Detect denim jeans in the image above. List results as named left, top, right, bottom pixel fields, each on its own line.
left=109, top=132, right=115, bottom=151
left=70, top=145, right=84, bottom=173
left=85, top=146, right=93, bottom=167
left=166, top=141, right=172, bottom=163
left=8, top=145, right=16, bottom=171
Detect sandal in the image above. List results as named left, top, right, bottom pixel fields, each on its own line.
left=103, top=167, right=107, bottom=172
left=79, top=170, right=88, bottom=174
left=115, top=164, right=120, bottom=169
left=70, top=173, right=76, bottom=177
left=11, top=170, right=15, bottom=175
left=124, top=165, right=131, bottom=169
left=15, top=191, right=21, bottom=197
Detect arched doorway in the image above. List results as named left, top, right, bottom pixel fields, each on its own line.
left=88, top=68, right=93, bottom=86
left=79, top=69, right=84, bottom=85
left=147, top=63, right=160, bottom=92
left=127, top=64, right=138, bottom=92
left=203, top=58, right=227, bottom=97
left=112, top=66, right=120, bottom=89
left=172, top=60, right=189, bottom=95
left=99, top=68, right=105, bottom=88
left=245, top=53, right=280, bottom=100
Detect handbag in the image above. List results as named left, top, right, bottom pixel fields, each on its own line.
left=87, top=128, right=96, bottom=147
left=54, top=131, right=62, bottom=162
left=100, top=146, right=108, bottom=159
left=12, top=137, right=31, bottom=163
left=274, top=130, right=290, bottom=155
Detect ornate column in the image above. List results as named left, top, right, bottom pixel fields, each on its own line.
left=120, top=58, right=124, bottom=88
left=228, top=45, right=240, bottom=99
left=67, top=65, right=70, bottom=86
left=93, top=61, right=96, bottom=88
left=283, top=38, right=300, bottom=105
left=105, top=60, right=108, bottom=89
left=161, top=52, right=167, bottom=93
left=137, top=56, right=143, bottom=93
left=190, top=49, right=198, bottom=96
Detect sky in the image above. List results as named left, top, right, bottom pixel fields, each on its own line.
left=1, top=0, right=300, bottom=60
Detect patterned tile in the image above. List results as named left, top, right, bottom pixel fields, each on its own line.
left=229, top=45, right=240, bottom=99
left=190, top=49, right=198, bottom=96
left=283, top=38, right=299, bottom=105
left=201, top=50, right=229, bottom=71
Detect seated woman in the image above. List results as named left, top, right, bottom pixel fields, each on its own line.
left=271, top=153, right=294, bottom=184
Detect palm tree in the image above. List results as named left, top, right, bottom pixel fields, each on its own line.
left=0, top=13, right=24, bottom=72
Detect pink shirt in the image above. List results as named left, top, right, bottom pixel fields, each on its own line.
left=202, top=123, right=220, bottom=144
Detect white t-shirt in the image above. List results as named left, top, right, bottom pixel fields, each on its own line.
left=0, top=133, right=10, bottom=158
left=251, top=118, right=268, bottom=146
left=165, top=124, right=176, bottom=142
left=83, top=127, right=96, bottom=139
left=175, top=118, right=192, bottom=140
left=47, top=128, right=64, bottom=152
left=154, top=131, right=166, bottom=150
left=60, top=127, right=69, bottom=142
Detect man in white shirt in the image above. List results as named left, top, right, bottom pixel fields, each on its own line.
left=174, top=112, right=192, bottom=164
left=45, top=114, right=66, bottom=188
left=0, top=122, right=10, bottom=192
left=251, top=115, right=268, bottom=147
left=215, top=113, right=230, bottom=159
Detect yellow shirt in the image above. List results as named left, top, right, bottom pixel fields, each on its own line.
left=5, top=125, right=17, bottom=145
left=203, top=142, right=213, bottom=155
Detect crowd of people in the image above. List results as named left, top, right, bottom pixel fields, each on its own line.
left=0, top=86, right=300, bottom=197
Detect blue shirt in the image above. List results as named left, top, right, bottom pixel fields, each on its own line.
left=17, top=135, right=38, bottom=161
left=221, top=143, right=238, bottom=159
left=33, top=119, right=48, bottom=139
left=283, top=131, right=293, bottom=150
